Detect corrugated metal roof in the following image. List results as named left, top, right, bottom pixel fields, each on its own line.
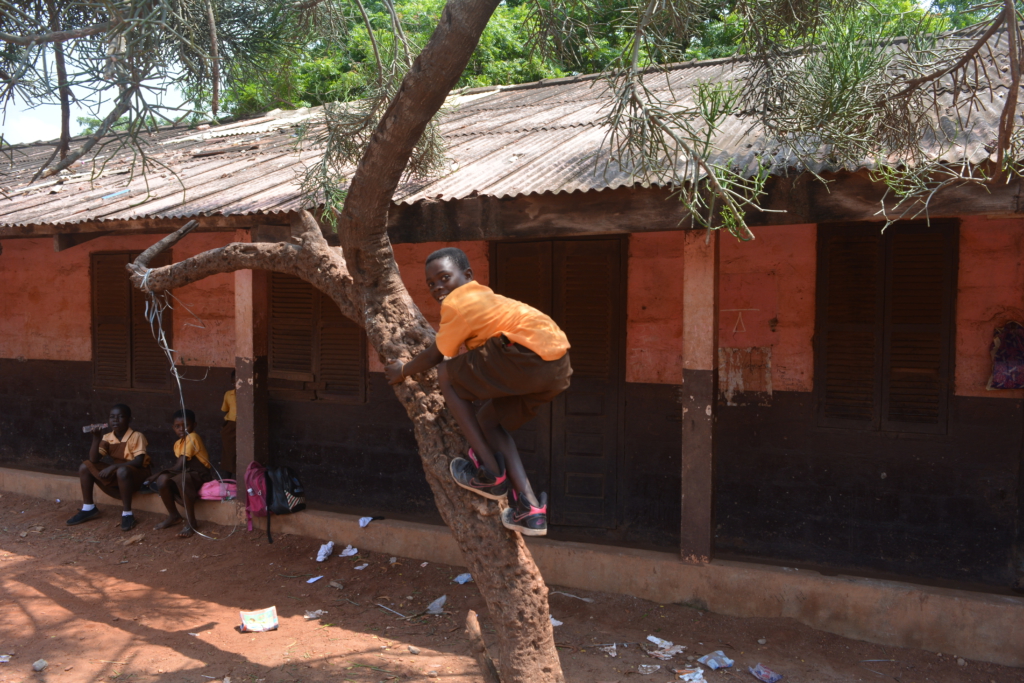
left=0, top=30, right=1017, bottom=229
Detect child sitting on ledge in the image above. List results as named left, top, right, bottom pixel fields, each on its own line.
left=152, top=409, right=213, bottom=538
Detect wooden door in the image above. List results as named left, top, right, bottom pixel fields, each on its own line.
left=493, top=238, right=625, bottom=529
left=493, top=241, right=553, bottom=496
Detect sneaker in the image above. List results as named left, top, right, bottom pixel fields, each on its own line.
left=66, top=508, right=100, bottom=526
left=450, top=449, right=509, bottom=500
left=121, top=514, right=138, bottom=532
left=501, top=491, right=548, bottom=536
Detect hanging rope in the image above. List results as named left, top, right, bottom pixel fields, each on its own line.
left=141, top=274, right=237, bottom=541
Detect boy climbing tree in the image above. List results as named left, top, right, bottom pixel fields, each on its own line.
left=384, top=247, right=572, bottom=536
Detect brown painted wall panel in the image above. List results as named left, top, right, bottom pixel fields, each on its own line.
left=715, top=390, right=1022, bottom=586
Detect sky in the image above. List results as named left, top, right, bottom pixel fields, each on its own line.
left=2, top=85, right=186, bottom=146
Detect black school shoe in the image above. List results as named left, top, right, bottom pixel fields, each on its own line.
left=450, top=449, right=509, bottom=500
left=66, top=508, right=100, bottom=526
left=121, top=514, right=138, bottom=532
left=501, top=490, right=548, bottom=536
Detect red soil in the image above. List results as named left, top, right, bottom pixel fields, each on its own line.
left=1, top=491, right=1021, bottom=683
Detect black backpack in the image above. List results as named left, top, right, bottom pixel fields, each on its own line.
left=266, top=466, right=307, bottom=516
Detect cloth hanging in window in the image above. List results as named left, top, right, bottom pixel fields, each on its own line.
left=988, top=321, right=1024, bottom=390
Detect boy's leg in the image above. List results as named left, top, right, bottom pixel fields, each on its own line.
left=67, top=462, right=102, bottom=525
left=77, top=461, right=96, bottom=505
left=438, top=362, right=502, bottom=475
left=181, top=482, right=199, bottom=534
left=154, top=475, right=184, bottom=528
left=115, top=466, right=136, bottom=512
left=477, top=401, right=540, bottom=508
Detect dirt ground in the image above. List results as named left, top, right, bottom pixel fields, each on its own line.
left=1, top=491, right=1022, bottom=683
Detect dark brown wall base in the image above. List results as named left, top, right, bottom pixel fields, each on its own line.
left=267, top=377, right=683, bottom=550
left=715, top=390, right=1023, bottom=587
left=0, top=359, right=233, bottom=474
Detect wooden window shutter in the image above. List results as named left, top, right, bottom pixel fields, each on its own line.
left=93, top=252, right=172, bottom=391
left=129, top=252, right=172, bottom=390
left=317, top=293, right=366, bottom=401
left=817, top=221, right=956, bottom=433
left=269, top=272, right=316, bottom=382
left=817, top=229, right=884, bottom=427
left=880, top=225, right=955, bottom=433
left=92, top=253, right=132, bottom=388
left=268, top=273, right=366, bottom=402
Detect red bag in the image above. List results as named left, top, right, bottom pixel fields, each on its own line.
left=244, top=461, right=272, bottom=542
left=199, top=478, right=237, bottom=501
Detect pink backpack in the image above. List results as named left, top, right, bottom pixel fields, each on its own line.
left=244, top=461, right=273, bottom=543
left=199, top=478, right=237, bottom=501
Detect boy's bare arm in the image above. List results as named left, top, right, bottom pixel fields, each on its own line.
left=385, top=342, right=444, bottom=386
left=127, top=454, right=146, bottom=469
left=87, top=429, right=103, bottom=463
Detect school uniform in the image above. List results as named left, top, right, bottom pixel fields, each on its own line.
left=84, top=428, right=151, bottom=498
left=220, top=389, right=237, bottom=474
left=152, top=432, right=213, bottom=502
left=437, top=281, right=573, bottom=431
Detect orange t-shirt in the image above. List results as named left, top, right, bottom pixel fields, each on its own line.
left=434, top=281, right=570, bottom=361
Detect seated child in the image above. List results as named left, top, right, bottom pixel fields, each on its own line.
left=385, top=247, right=572, bottom=536
left=67, top=403, right=150, bottom=532
left=220, top=370, right=237, bottom=478
left=152, top=409, right=213, bottom=538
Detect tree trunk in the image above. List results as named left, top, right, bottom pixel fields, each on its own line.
left=45, top=0, right=72, bottom=160
left=127, top=1, right=566, bottom=678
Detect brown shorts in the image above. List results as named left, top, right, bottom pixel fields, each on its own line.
left=84, top=460, right=151, bottom=499
left=445, top=335, right=572, bottom=432
left=152, top=458, right=213, bottom=503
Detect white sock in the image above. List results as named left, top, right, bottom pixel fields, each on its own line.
left=122, top=511, right=134, bottom=517
left=81, top=504, right=96, bottom=512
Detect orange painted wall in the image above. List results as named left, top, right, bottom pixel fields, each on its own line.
left=626, top=232, right=685, bottom=383
left=0, top=233, right=235, bottom=367
left=955, top=217, right=1024, bottom=398
left=719, top=224, right=817, bottom=392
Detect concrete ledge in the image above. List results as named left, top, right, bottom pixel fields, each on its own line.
left=3, top=466, right=1023, bottom=667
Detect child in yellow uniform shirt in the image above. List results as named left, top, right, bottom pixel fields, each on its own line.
left=220, top=370, right=237, bottom=477
left=153, top=409, right=213, bottom=538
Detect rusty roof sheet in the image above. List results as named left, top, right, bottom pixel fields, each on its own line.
left=0, top=29, right=1018, bottom=229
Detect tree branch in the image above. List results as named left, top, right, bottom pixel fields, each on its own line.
left=38, top=81, right=139, bottom=179
left=127, top=212, right=360, bottom=322
left=886, top=12, right=1005, bottom=103
left=0, top=21, right=116, bottom=46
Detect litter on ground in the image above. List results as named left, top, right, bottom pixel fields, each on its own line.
left=0, top=655, right=10, bottom=664
left=358, top=517, right=374, bottom=528
left=550, top=590, right=595, bottom=603
left=646, top=635, right=686, bottom=660
left=239, top=607, right=279, bottom=633
left=354, top=563, right=369, bottom=570
left=749, top=663, right=783, bottom=683
left=550, top=616, right=563, bottom=626
left=698, top=650, right=734, bottom=670
left=303, top=610, right=328, bottom=620
left=339, top=545, right=358, bottom=557
left=637, top=664, right=661, bottom=675
left=316, top=541, right=334, bottom=562
left=306, top=575, right=323, bottom=584
left=425, top=595, right=447, bottom=615
left=598, top=644, right=617, bottom=657
left=453, top=573, right=473, bottom=584
left=675, top=666, right=705, bottom=681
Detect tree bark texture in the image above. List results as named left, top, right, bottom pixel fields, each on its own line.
left=127, top=0, right=564, bottom=680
